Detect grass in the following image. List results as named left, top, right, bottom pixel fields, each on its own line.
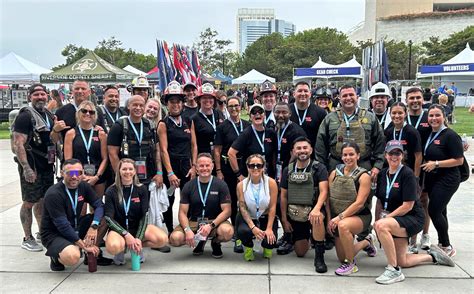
left=451, top=107, right=474, bottom=136
left=0, top=130, right=9, bottom=139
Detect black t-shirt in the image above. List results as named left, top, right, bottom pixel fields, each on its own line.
left=41, top=181, right=99, bottom=245
left=280, top=161, right=328, bottom=190
left=264, top=110, right=276, bottom=130
left=182, top=105, right=198, bottom=121
left=289, top=103, right=327, bottom=146
left=96, top=106, right=126, bottom=133
left=214, top=119, right=251, bottom=157
left=70, top=127, right=102, bottom=168
left=406, top=111, right=431, bottom=147
left=276, top=122, right=307, bottom=170
left=424, top=128, right=464, bottom=180
left=13, top=108, right=54, bottom=171
left=104, top=184, right=149, bottom=235
left=55, top=103, right=78, bottom=138
left=231, top=126, right=277, bottom=177
left=180, top=177, right=231, bottom=220
left=192, top=110, right=225, bottom=154
left=376, top=166, right=424, bottom=218
left=384, top=124, right=422, bottom=171
left=161, top=115, right=193, bottom=159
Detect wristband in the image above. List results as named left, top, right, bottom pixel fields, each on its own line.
left=234, top=170, right=241, bottom=177
left=338, top=213, right=344, bottom=220
left=184, top=226, right=191, bottom=232
left=168, top=171, right=175, bottom=177
left=156, top=171, right=163, bottom=175
left=250, top=225, right=256, bottom=231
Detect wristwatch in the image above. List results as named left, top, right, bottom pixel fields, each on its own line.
left=435, top=160, right=439, bottom=168
left=210, top=222, right=217, bottom=229
left=90, top=224, right=99, bottom=230
left=184, top=226, right=191, bottom=232
left=121, top=230, right=128, bottom=237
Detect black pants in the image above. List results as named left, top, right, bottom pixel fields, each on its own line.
left=235, top=213, right=278, bottom=249
left=162, top=157, right=191, bottom=234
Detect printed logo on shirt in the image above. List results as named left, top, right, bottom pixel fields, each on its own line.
left=132, top=197, right=140, bottom=203
left=420, top=123, right=429, bottom=127
left=93, top=137, right=99, bottom=141
left=184, top=129, right=191, bottom=133
left=210, top=191, right=219, bottom=195
left=401, top=140, right=407, bottom=145
left=434, top=140, right=441, bottom=145
left=265, top=138, right=272, bottom=143
left=393, top=183, right=399, bottom=188
left=78, top=195, right=84, bottom=202
left=305, top=117, right=312, bottom=122
left=282, top=138, right=287, bottom=144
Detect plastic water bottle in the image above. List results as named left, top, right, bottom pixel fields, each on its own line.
left=254, top=238, right=262, bottom=253
left=462, top=133, right=468, bottom=149
left=131, top=251, right=141, bottom=271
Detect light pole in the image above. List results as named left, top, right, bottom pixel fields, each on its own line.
left=408, top=40, right=413, bottom=80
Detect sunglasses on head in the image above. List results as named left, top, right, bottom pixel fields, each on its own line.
left=65, top=170, right=83, bottom=177
left=247, top=163, right=264, bottom=169
left=250, top=109, right=264, bottom=115
left=80, top=109, right=96, bottom=115
left=388, top=150, right=403, bottom=156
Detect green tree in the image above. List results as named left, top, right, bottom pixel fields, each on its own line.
left=421, top=26, right=474, bottom=65
left=194, top=28, right=234, bottom=75
left=53, top=44, right=89, bottom=70
left=95, top=36, right=124, bottom=65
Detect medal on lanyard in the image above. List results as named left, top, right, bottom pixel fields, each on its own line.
left=251, top=180, right=263, bottom=218
left=407, top=110, right=425, bottom=129
left=424, top=126, right=446, bottom=156
left=383, top=165, right=403, bottom=214
left=251, top=126, right=265, bottom=154
left=293, top=104, right=308, bottom=126
left=197, top=176, right=213, bottom=220
left=65, top=187, right=79, bottom=233
left=229, top=119, right=243, bottom=137
left=123, top=186, right=134, bottom=230
left=78, top=128, right=96, bottom=176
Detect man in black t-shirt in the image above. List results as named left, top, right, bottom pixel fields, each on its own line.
left=96, top=85, right=126, bottom=133
left=41, top=159, right=107, bottom=271
left=12, top=84, right=57, bottom=252
left=169, top=153, right=233, bottom=258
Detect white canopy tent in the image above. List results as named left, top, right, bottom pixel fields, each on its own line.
left=0, top=52, right=51, bottom=83
left=232, top=69, right=275, bottom=84
left=123, top=65, right=146, bottom=76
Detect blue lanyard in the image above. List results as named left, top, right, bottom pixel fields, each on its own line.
left=392, top=123, right=406, bottom=141
left=336, top=165, right=358, bottom=177
left=251, top=180, right=263, bottom=218
left=343, top=108, right=359, bottom=136
left=78, top=127, right=94, bottom=164
left=378, top=110, right=388, bottom=126
left=277, top=122, right=291, bottom=161
left=252, top=125, right=265, bottom=154
left=407, top=110, right=425, bottom=129
left=294, top=160, right=311, bottom=173
left=200, top=110, right=216, bottom=131
left=127, top=116, right=143, bottom=146
left=197, top=176, right=213, bottom=219
left=123, top=185, right=134, bottom=229
left=293, top=104, right=308, bottom=126
left=265, top=112, right=274, bottom=125
left=229, top=118, right=243, bottom=136
left=424, top=126, right=446, bottom=156
left=65, top=187, right=78, bottom=230
left=169, top=116, right=182, bottom=127
left=104, top=107, right=118, bottom=123
left=384, top=165, right=403, bottom=210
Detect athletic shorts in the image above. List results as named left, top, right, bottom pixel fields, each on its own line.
left=17, top=163, right=54, bottom=203
left=172, top=220, right=231, bottom=239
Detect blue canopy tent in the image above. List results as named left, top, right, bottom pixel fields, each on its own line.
left=212, top=70, right=232, bottom=84
left=293, top=56, right=363, bottom=82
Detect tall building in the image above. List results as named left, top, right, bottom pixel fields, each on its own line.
left=237, top=8, right=296, bottom=54
left=348, top=0, right=474, bottom=44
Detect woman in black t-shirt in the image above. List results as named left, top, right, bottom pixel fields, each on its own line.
left=104, top=159, right=168, bottom=265
left=158, top=82, right=197, bottom=234
left=374, top=140, right=454, bottom=285
left=64, top=101, right=108, bottom=197
left=421, top=104, right=464, bottom=257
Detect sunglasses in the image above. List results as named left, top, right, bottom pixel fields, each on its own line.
left=217, top=100, right=225, bottom=105
left=227, top=104, right=240, bottom=109
left=65, top=170, right=83, bottom=177
left=250, top=109, right=264, bottom=115
left=388, top=151, right=403, bottom=156
left=247, top=163, right=264, bottom=169
left=80, top=109, right=96, bottom=115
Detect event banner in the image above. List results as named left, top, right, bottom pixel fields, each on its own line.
left=294, top=67, right=361, bottom=77
left=420, top=63, right=474, bottom=74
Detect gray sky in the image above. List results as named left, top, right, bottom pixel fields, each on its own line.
left=0, top=0, right=365, bottom=69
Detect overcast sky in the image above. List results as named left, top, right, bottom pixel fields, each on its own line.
left=0, top=0, right=365, bottom=69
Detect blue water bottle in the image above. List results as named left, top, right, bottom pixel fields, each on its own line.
left=131, top=250, right=141, bottom=271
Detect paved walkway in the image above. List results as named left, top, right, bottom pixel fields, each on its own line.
left=0, top=139, right=473, bottom=293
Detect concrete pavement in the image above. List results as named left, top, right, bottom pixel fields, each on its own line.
left=0, top=139, right=473, bottom=293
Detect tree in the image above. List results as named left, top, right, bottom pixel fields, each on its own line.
left=95, top=36, right=123, bottom=65
left=53, top=44, right=89, bottom=70
left=194, top=28, right=234, bottom=75
left=421, top=26, right=474, bottom=65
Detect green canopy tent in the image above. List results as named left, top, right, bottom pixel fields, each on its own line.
left=40, top=51, right=137, bottom=83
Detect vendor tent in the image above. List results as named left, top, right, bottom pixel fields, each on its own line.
left=232, top=69, right=275, bottom=84
left=0, top=52, right=51, bottom=83
left=41, top=51, right=137, bottom=83
left=293, top=55, right=363, bottom=81
left=212, top=70, right=232, bottom=84
left=123, top=65, right=146, bottom=75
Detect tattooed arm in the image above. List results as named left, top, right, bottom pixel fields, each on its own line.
left=237, top=181, right=254, bottom=228
left=13, top=132, right=36, bottom=183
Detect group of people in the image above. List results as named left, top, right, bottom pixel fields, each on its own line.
left=11, top=76, right=467, bottom=285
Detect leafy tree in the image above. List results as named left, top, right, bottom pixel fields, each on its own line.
left=421, top=26, right=474, bottom=65
left=95, top=36, right=123, bottom=65
left=193, top=28, right=234, bottom=75
left=53, top=44, right=89, bottom=70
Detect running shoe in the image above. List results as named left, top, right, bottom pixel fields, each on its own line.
left=429, top=245, right=455, bottom=267
left=335, top=259, right=358, bottom=276
left=408, top=243, right=419, bottom=254
left=244, top=246, right=255, bottom=261
left=364, top=233, right=377, bottom=257
left=439, top=245, right=456, bottom=257
left=21, top=236, right=43, bottom=252
left=193, top=240, right=206, bottom=256
left=234, top=239, right=244, bottom=253
left=276, top=240, right=294, bottom=255
left=420, top=234, right=431, bottom=250
left=50, top=257, right=65, bottom=271
left=152, top=245, right=171, bottom=253
left=113, top=252, right=126, bottom=265
left=211, top=241, right=223, bottom=259
left=263, top=248, right=273, bottom=259
left=375, top=265, right=405, bottom=285
left=35, top=232, right=42, bottom=243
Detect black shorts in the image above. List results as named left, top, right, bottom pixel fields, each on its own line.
left=394, top=215, right=424, bottom=238
left=288, top=219, right=312, bottom=242
left=17, top=163, right=54, bottom=203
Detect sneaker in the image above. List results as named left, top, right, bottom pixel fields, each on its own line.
left=420, top=234, right=431, bottom=250
left=21, top=236, right=43, bottom=252
left=234, top=239, right=244, bottom=253
left=375, top=265, right=405, bottom=285
left=408, top=244, right=419, bottom=254
left=276, top=241, right=294, bottom=255
left=363, top=234, right=377, bottom=257
left=429, top=245, right=455, bottom=267
left=439, top=245, right=456, bottom=258
left=140, top=251, right=146, bottom=263
left=50, top=257, right=65, bottom=271
left=244, top=246, right=255, bottom=261
left=151, top=245, right=171, bottom=253
left=276, top=235, right=286, bottom=247
left=35, top=232, right=42, bottom=244
left=211, top=241, right=223, bottom=259
left=113, top=252, right=126, bottom=265
left=263, top=248, right=273, bottom=259
left=193, top=240, right=206, bottom=256
left=335, top=259, right=358, bottom=276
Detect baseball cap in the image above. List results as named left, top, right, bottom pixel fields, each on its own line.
left=385, top=140, right=403, bottom=153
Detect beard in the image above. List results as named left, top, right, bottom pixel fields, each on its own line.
left=33, top=100, right=46, bottom=111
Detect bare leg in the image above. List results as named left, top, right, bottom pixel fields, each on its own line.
left=337, top=217, right=363, bottom=262
left=20, top=201, right=34, bottom=238
left=294, top=239, right=310, bottom=257
left=142, top=224, right=168, bottom=248
left=33, top=199, right=44, bottom=232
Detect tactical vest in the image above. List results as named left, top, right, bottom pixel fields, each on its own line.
left=287, top=161, right=320, bottom=206
left=118, top=117, right=155, bottom=163
left=329, top=164, right=367, bottom=216
left=100, top=106, right=124, bottom=132
left=331, top=109, right=369, bottom=159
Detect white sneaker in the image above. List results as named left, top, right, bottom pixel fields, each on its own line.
left=376, top=265, right=405, bottom=285
left=21, top=236, right=43, bottom=252
left=420, top=234, right=431, bottom=250
left=440, top=245, right=456, bottom=257
left=408, top=244, right=418, bottom=254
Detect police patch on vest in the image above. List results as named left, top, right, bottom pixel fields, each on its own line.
left=290, top=172, right=309, bottom=183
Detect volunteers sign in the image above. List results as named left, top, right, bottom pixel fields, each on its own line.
left=420, top=63, right=474, bottom=74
